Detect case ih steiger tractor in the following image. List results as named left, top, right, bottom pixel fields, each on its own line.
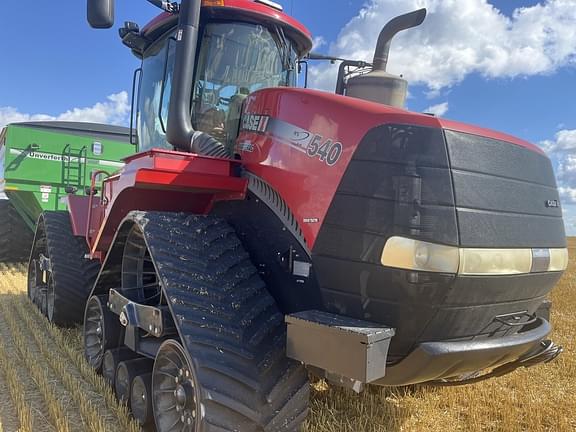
left=27, top=0, right=567, bottom=430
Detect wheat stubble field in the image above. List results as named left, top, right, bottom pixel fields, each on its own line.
left=0, top=240, right=574, bottom=432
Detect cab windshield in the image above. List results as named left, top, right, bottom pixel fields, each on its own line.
left=137, top=21, right=297, bottom=152
left=192, top=22, right=297, bottom=150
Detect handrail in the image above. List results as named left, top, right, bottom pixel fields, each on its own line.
left=85, top=170, right=110, bottom=248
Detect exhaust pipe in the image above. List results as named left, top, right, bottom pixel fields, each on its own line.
left=165, top=0, right=201, bottom=151
left=158, top=0, right=229, bottom=156
left=372, top=8, right=427, bottom=72
left=345, top=8, right=427, bottom=108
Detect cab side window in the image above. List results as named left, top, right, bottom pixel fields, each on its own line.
left=137, top=32, right=176, bottom=152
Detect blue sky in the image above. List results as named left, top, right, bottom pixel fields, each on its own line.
left=1, top=0, right=576, bottom=234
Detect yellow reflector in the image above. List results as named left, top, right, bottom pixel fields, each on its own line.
left=381, top=237, right=459, bottom=273
left=3, top=186, right=18, bottom=191
left=202, top=0, right=225, bottom=6
left=459, top=248, right=532, bottom=276
left=549, top=248, right=569, bottom=272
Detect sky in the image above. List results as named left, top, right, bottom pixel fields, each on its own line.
left=1, top=0, right=576, bottom=233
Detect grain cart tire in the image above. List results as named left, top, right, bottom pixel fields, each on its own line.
left=0, top=200, right=34, bottom=262
left=125, top=212, right=309, bottom=432
left=27, top=211, right=100, bottom=325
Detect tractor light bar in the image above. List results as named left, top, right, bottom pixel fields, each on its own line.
left=381, top=237, right=569, bottom=275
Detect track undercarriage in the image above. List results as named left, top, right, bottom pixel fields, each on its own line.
left=30, top=211, right=309, bottom=431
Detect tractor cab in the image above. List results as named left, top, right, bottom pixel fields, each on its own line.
left=114, top=0, right=312, bottom=154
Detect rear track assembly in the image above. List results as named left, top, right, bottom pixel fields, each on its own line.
left=28, top=211, right=100, bottom=325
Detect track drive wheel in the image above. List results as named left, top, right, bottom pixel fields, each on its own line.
left=0, top=199, right=34, bottom=262
left=27, top=211, right=100, bottom=325
left=126, top=213, right=309, bottom=431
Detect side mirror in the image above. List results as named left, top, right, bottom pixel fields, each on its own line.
left=87, top=0, right=115, bottom=29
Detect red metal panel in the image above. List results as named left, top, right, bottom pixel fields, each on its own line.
left=142, top=0, right=312, bottom=48
left=217, top=0, right=311, bottom=38
left=88, top=151, right=247, bottom=257
left=238, top=87, right=546, bottom=250
left=66, top=195, right=96, bottom=237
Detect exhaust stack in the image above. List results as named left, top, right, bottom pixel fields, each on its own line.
left=346, top=8, right=427, bottom=108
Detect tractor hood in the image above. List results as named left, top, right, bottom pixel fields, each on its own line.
left=237, top=87, right=566, bottom=362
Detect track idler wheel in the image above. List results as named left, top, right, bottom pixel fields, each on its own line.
left=131, top=373, right=154, bottom=430
left=103, top=347, right=139, bottom=385
left=152, top=340, right=198, bottom=430
left=84, top=295, right=122, bottom=371
left=115, top=358, right=154, bottom=404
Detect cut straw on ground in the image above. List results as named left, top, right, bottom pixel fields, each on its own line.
left=1, top=237, right=575, bottom=432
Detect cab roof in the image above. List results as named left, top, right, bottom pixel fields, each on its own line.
left=141, top=0, right=312, bottom=56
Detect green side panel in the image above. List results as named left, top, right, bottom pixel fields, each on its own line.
left=0, top=122, right=135, bottom=228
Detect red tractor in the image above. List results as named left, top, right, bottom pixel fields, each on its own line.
left=27, top=0, right=567, bottom=430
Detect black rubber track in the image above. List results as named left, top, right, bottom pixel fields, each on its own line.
left=30, top=211, right=101, bottom=325
left=130, top=212, right=310, bottom=431
left=0, top=200, right=34, bottom=262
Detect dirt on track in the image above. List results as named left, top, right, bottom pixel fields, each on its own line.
left=0, top=241, right=575, bottom=432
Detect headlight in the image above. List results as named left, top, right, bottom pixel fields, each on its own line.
left=459, top=248, right=532, bottom=276
left=381, top=237, right=459, bottom=273
left=381, top=236, right=568, bottom=275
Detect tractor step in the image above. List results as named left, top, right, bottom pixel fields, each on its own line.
left=286, top=310, right=395, bottom=385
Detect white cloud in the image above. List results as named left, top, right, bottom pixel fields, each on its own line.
left=541, top=128, right=576, bottom=153
left=312, top=36, right=327, bottom=51
left=561, top=204, right=576, bottom=235
left=423, top=101, right=449, bottom=116
left=0, top=91, right=130, bottom=130
left=539, top=129, right=576, bottom=205
left=309, top=0, right=576, bottom=92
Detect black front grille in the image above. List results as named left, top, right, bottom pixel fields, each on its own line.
left=312, top=123, right=459, bottom=358
left=445, top=129, right=566, bottom=248
left=311, top=122, right=566, bottom=360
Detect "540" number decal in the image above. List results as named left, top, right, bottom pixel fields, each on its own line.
left=306, top=135, right=343, bottom=166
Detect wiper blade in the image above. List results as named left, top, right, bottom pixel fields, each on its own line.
left=273, top=26, right=293, bottom=72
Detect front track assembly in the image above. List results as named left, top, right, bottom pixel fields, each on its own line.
left=84, top=212, right=310, bottom=431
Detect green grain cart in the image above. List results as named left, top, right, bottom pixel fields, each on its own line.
left=0, top=121, right=133, bottom=261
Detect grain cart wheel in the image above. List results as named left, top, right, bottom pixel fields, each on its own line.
left=84, top=295, right=122, bottom=371
left=124, top=212, right=309, bottom=432
left=27, top=211, right=100, bottom=325
left=0, top=200, right=34, bottom=262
